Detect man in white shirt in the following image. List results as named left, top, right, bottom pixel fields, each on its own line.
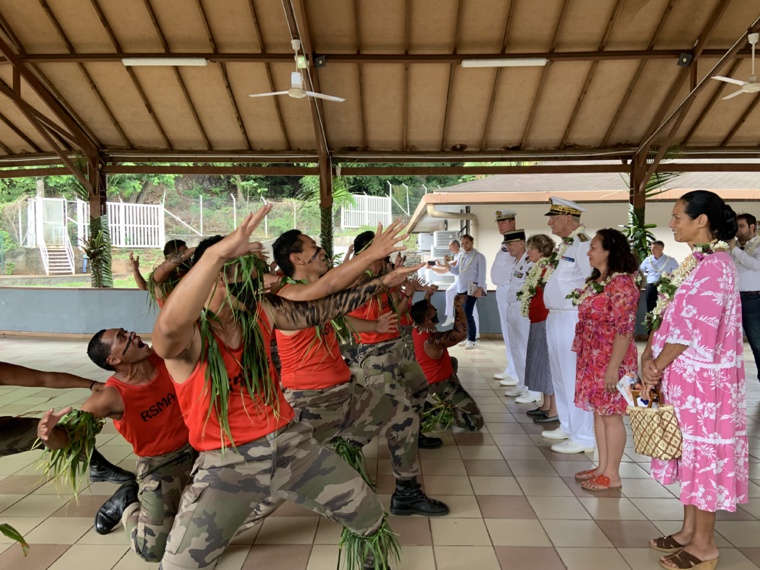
left=640, top=240, right=679, bottom=313
left=502, top=230, right=542, bottom=405
left=730, top=213, right=760, bottom=381
left=541, top=197, right=595, bottom=454
left=435, top=240, right=479, bottom=331
left=447, top=234, right=487, bottom=350
left=490, top=210, right=520, bottom=386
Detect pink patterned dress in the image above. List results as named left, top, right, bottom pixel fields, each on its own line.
left=651, top=252, right=748, bottom=512
left=573, top=274, right=639, bottom=415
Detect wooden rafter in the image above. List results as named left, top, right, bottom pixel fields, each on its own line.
left=721, top=94, right=760, bottom=145
left=682, top=58, right=742, bottom=145
left=402, top=0, right=411, bottom=151
left=89, top=0, right=172, bottom=149
left=439, top=0, right=463, bottom=151
left=291, top=0, right=333, bottom=207
left=521, top=0, right=570, bottom=149
left=559, top=0, right=624, bottom=148
left=195, top=0, right=251, bottom=150
left=38, top=0, right=131, bottom=149
left=247, top=0, right=290, bottom=150
left=0, top=110, right=42, bottom=152
left=480, top=0, right=516, bottom=151
left=639, top=0, right=734, bottom=149
left=0, top=134, right=13, bottom=154
left=142, top=0, right=211, bottom=150
left=600, top=0, right=677, bottom=147
left=353, top=0, right=368, bottom=150
left=0, top=10, right=99, bottom=156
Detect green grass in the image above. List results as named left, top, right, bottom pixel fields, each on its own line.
left=23, top=277, right=139, bottom=288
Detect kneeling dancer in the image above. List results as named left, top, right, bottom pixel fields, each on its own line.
left=410, top=291, right=484, bottom=432
left=37, top=329, right=194, bottom=562
left=153, top=208, right=411, bottom=569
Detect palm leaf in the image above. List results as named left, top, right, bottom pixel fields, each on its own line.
left=0, top=523, right=28, bottom=555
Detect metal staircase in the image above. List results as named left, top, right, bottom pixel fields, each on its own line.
left=44, top=245, right=74, bottom=275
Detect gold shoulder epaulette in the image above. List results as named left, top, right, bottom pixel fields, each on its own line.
left=577, top=232, right=589, bottom=242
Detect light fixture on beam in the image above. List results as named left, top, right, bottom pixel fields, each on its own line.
left=121, top=58, right=209, bottom=67
left=460, top=58, right=548, bottom=68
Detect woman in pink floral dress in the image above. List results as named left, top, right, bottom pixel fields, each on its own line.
left=572, top=228, right=640, bottom=491
left=641, top=191, right=746, bottom=570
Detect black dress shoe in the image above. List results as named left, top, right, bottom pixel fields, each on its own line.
left=526, top=408, right=548, bottom=418
left=534, top=415, right=560, bottom=424
left=89, top=449, right=136, bottom=484
left=94, top=481, right=139, bottom=535
left=390, top=477, right=449, bottom=517
left=418, top=434, right=443, bottom=449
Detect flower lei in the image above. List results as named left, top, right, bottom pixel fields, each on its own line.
left=517, top=254, right=557, bottom=317
left=644, top=240, right=729, bottom=331
left=566, top=272, right=625, bottom=306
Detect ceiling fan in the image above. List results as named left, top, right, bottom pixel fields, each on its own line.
left=249, top=39, right=344, bottom=103
left=712, top=32, right=760, bottom=100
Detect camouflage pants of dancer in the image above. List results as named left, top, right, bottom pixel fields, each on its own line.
left=0, top=417, right=39, bottom=456
left=121, top=444, right=198, bottom=562
left=159, top=421, right=384, bottom=569
left=428, top=357, right=484, bottom=432
left=345, top=337, right=427, bottom=478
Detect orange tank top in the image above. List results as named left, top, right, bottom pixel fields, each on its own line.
left=106, top=353, right=189, bottom=457
left=412, top=328, right=454, bottom=384
left=276, top=285, right=351, bottom=390
left=173, top=311, right=294, bottom=451
left=348, top=292, right=399, bottom=345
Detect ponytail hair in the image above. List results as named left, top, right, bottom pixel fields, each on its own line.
left=679, top=190, right=738, bottom=242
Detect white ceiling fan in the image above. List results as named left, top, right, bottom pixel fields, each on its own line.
left=712, top=32, right=760, bottom=99
left=249, top=39, right=344, bottom=103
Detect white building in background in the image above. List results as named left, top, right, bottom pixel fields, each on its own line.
left=406, top=168, right=760, bottom=290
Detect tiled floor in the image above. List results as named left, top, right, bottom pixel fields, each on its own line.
left=0, top=335, right=759, bottom=570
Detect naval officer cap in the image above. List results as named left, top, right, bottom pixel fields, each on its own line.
left=502, top=229, right=526, bottom=243
left=494, top=209, right=517, bottom=222
left=545, top=196, right=587, bottom=217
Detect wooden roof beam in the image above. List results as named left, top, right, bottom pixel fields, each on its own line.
left=480, top=0, right=516, bottom=151
left=439, top=0, right=463, bottom=152
left=721, top=94, right=760, bottom=146
left=559, top=0, right=624, bottom=148
left=0, top=110, right=42, bottom=152
left=601, top=0, right=676, bottom=147
left=6, top=48, right=754, bottom=65
left=195, top=0, right=251, bottom=150
left=247, top=0, right=290, bottom=150
left=521, top=0, right=570, bottom=149
left=353, top=0, right=368, bottom=150
left=142, top=0, right=211, bottom=150
left=38, top=0, right=131, bottom=149
left=89, top=0, right=172, bottom=149
left=682, top=58, right=742, bottom=145
left=290, top=0, right=333, bottom=208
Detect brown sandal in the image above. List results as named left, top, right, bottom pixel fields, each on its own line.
left=659, top=549, right=718, bottom=570
left=650, top=534, right=687, bottom=553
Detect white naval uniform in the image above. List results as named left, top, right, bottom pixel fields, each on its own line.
left=445, top=251, right=479, bottom=330
left=505, top=252, right=536, bottom=393
left=543, top=233, right=594, bottom=448
left=491, top=244, right=518, bottom=379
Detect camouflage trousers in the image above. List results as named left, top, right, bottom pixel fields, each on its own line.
left=122, top=444, right=197, bottom=562
left=159, top=421, right=384, bottom=570
left=428, top=357, right=484, bottom=432
left=0, top=417, right=39, bottom=457
left=344, top=337, right=428, bottom=478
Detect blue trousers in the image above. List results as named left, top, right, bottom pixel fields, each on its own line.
left=464, top=295, right=478, bottom=342
left=741, top=291, right=760, bottom=381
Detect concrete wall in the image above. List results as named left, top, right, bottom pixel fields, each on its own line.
left=428, top=199, right=759, bottom=290
left=1, top=288, right=157, bottom=335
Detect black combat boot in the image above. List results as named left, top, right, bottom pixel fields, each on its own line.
left=417, top=434, right=443, bottom=449
left=89, top=448, right=136, bottom=484
left=390, top=477, right=449, bottom=516
left=94, top=480, right=139, bottom=534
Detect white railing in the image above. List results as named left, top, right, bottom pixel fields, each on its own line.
left=78, top=200, right=165, bottom=248
left=341, top=194, right=392, bottom=229
left=39, top=239, right=49, bottom=276
left=64, top=232, right=75, bottom=274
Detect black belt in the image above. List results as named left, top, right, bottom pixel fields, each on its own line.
left=740, top=291, right=760, bottom=295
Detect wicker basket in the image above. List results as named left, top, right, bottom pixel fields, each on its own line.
left=628, top=390, right=682, bottom=460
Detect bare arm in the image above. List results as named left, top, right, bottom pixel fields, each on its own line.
left=345, top=313, right=398, bottom=334
left=130, top=252, right=148, bottom=291
left=424, top=293, right=468, bottom=359
left=0, top=362, right=100, bottom=391
left=280, top=220, right=408, bottom=302
left=151, top=247, right=196, bottom=284
left=603, top=333, right=633, bottom=393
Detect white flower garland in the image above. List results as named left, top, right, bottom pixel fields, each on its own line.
left=566, top=272, right=625, bottom=307
left=645, top=240, right=728, bottom=331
